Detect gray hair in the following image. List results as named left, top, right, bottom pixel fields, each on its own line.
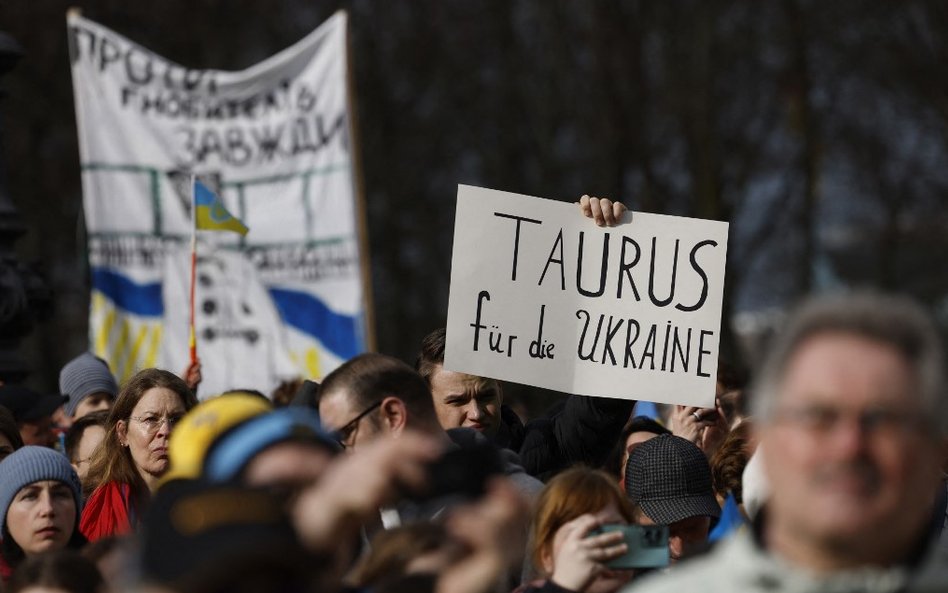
left=751, top=291, right=946, bottom=436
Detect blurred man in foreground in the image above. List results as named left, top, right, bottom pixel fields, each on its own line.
left=627, top=292, right=948, bottom=592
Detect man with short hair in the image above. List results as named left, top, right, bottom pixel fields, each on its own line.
left=625, top=433, right=721, bottom=564
left=416, top=327, right=635, bottom=480
left=416, top=329, right=515, bottom=443
left=318, top=353, right=542, bottom=518
left=625, top=292, right=948, bottom=592
left=320, top=353, right=449, bottom=453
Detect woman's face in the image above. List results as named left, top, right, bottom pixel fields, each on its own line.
left=117, top=387, right=186, bottom=483
left=548, top=502, right=634, bottom=593
left=6, top=480, right=76, bottom=555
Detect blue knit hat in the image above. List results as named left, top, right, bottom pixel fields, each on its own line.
left=59, top=353, right=118, bottom=418
left=203, top=407, right=340, bottom=482
left=0, top=446, right=82, bottom=536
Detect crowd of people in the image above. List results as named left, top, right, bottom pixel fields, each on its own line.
left=0, top=197, right=945, bottom=593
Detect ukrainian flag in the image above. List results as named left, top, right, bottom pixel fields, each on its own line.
left=194, top=180, right=249, bottom=235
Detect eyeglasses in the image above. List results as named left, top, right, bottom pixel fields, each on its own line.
left=772, top=404, right=929, bottom=439
left=131, top=413, right=185, bottom=434
left=334, top=401, right=382, bottom=449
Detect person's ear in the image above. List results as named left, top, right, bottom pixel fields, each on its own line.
left=539, top=544, right=554, bottom=575
left=380, top=396, right=408, bottom=436
left=116, top=419, right=129, bottom=447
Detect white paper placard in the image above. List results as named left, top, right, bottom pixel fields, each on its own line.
left=444, top=185, right=729, bottom=407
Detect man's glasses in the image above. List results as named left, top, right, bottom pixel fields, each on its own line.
left=334, top=401, right=382, bottom=449
left=772, top=404, right=928, bottom=439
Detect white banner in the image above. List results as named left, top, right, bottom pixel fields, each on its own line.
left=444, top=186, right=729, bottom=407
left=68, top=11, right=368, bottom=396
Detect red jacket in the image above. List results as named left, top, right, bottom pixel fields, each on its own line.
left=79, top=481, right=137, bottom=542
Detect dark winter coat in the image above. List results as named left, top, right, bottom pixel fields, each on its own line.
left=497, top=396, right=636, bottom=481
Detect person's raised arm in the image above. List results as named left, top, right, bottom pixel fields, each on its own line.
left=435, top=478, right=530, bottom=593
left=667, top=404, right=729, bottom=458
left=291, top=432, right=441, bottom=551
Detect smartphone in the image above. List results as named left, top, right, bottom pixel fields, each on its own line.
left=589, top=524, right=669, bottom=569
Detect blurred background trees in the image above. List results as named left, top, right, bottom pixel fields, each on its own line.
left=2, top=1, right=946, bottom=408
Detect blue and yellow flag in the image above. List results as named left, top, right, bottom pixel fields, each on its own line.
left=194, top=180, right=249, bottom=235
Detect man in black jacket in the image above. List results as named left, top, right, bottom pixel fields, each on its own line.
left=416, top=328, right=635, bottom=481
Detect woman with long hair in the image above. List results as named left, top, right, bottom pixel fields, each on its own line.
left=79, top=368, right=197, bottom=541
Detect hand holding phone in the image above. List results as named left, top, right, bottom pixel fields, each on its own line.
left=549, top=515, right=628, bottom=592
left=588, top=524, right=669, bottom=569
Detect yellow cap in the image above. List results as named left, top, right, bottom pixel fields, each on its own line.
left=161, top=393, right=272, bottom=485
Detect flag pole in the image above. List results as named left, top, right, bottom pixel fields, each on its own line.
left=189, top=174, right=198, bottom=365
left=344, top=11, right=377, bottom=352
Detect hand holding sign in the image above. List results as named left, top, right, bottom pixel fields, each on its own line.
left=669, top=404, right=729, bottom=457
left=578, top=195, right=627, bottom=227
left=445, top=186, right=728, bottom=408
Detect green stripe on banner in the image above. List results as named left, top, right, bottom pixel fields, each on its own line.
left=221, top=163, right=349, bottom=187
left=87, top=231, right=349, bottom=249
left=302, top=172, right=314, bottom=241
left=236, top=183, right=247, bottom=248
left=81, top=161, right=350, bottom=242
left=80, top=162, right=350, bottom=186
left=81, top=163, right=157, bottom=174
left=150, top=169, right=161, bottom=236
left=80, top=161, right=349, bottom=178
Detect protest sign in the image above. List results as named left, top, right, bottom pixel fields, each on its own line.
left=444, top=186, right=729, bottom=407
left=68, top=11, right=370, bottom=395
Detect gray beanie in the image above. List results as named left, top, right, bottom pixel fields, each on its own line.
left=0, top=446, right=82, bottom=536
left=59, top=352, right=118, bottom=417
